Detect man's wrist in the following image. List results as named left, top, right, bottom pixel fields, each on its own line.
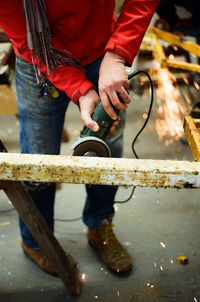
left=104, top=51, right=126, bottom=64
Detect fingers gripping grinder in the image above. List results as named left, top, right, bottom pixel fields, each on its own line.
left=72, top=70, right=140, bottom=157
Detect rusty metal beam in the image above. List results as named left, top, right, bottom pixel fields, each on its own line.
left=0, top=153, right=199, bottom=189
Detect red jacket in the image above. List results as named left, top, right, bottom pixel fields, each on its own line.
left=0, top=0, right=158, bottom=103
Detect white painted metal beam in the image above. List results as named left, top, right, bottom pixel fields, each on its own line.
left=0, top=153, right=199, bottom=189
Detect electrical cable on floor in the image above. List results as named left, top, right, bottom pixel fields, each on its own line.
left=55, top=216, right=82, bottom=222
left=113, top=186, right=136, bottom=204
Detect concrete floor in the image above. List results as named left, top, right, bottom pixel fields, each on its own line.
left=0, top=74, right=200, bottom=302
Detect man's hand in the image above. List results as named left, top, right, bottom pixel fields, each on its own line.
left=98, top=52, right=131, bottom=120
left=78, top=89, right=100, bottom=132
left=78, top=88, right=120, bottom=135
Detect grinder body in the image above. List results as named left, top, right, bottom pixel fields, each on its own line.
left=72, top=70, right=140, bottom=157
left=79, top=102, right=120, bottom=140
left=72, top=101, right=119, bottom=157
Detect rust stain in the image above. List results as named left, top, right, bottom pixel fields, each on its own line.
left=0, top=154, right=200, bottom=188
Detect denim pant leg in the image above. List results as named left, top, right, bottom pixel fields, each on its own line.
left=15, top=56, right=70, bottom=249
left=82, top=111, right=126, bottom=229
left=82, top=58, right=126, bottom=229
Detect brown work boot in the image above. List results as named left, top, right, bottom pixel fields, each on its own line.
left=87, top=217, right=133, bottom=273
left=21, top=241, right=58, bottom=275
left=21, top=242, right=77, bottom=276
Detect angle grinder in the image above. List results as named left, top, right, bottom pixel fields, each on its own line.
left=72, top=70, right=141, bottom=157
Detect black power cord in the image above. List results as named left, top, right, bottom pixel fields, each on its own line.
left=130, top=70, right=154, bottom=159
left=114, top=70, right=154, bottom=204
left=55, top=216, right=82, bottom=222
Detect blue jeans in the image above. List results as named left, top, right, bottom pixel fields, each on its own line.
left=15, top=56, right=126, bottom=249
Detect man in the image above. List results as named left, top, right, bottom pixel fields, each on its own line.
left=0, top=0, right=158, bottom=275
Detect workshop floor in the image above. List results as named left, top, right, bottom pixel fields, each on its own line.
left=0, top=74, right=200, bottom=302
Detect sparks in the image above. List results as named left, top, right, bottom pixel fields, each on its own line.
left=181, top=90, right=191, bottom=105
left=72, top=129, right=79, bottom=136
left=114, top=204, right=119, bottom=212
left=172, top=45, right=178, bottom=51
left=160, top=241, right=166, bottom=248
left=194, top=298, right=198, bottom=302
left=155, top=66, right=190, bottom=143
left=160, top=266, right=163, bottom=271
left=168, top=54, right=174, bottom=60
left=81, top=273, right=86, bottom=280
left=193, top=81, right=200, bottom=90
left=183, top=77, right=189, bottom=85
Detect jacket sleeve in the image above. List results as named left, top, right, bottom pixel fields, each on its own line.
left=0, top=1, right=94, bottom=104
left=105, top=0, right=159, bottom=66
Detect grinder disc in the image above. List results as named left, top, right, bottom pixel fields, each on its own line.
left=73, top=140, right=110, bottom=157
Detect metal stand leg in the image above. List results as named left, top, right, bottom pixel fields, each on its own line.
left=0, top=140, right=82, bottom=296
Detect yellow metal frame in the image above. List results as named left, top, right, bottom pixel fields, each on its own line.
left=184, top=115, right=200, bottom=161
left=148, top=27, right=200, bottom=73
